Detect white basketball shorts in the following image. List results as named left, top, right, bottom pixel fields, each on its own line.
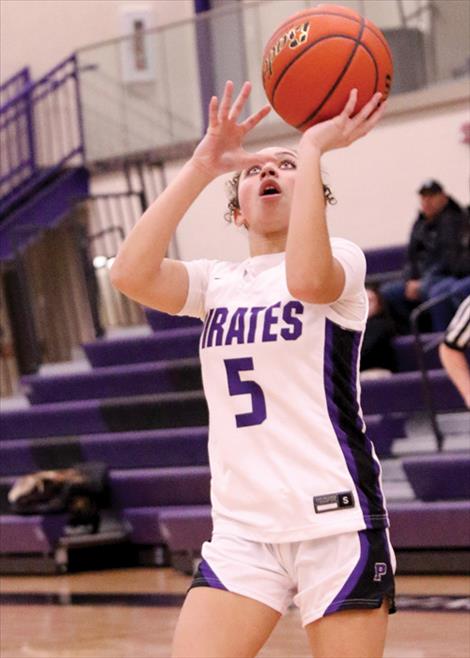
left=189, top=527, right=396, bottom=626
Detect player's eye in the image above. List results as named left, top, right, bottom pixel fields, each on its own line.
left=280, top=159, right=296, bottom=169
left=246, top=165, right=261, bottom=176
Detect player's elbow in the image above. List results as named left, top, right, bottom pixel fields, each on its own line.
left=109, top=259, right=128, bottom=292
left=286, top=276, right=336, bottom=304
left=109, top=258, right=143, bottom=298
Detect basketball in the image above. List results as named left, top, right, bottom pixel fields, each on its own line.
left=262, top=4, right=393, bottom=131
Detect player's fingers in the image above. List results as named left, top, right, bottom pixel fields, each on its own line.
left=208, top=96, right=219, bottom=128
left=353, top=92, right=383, bottom=125
left=341, top=88, right=358, bottom=118
left=218, top=80, right=234, bottom=122
left=362, top=99, right=387, bottom=130
left=240, top=104, right=271, bottom=132
left=228, top=81, right=251, bottom=121
left=351, top=100, right=387, bottom=141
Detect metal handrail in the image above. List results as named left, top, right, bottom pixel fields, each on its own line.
left=410, top=289, right=466, bottom=450
left=0, top=54, right=85, bottom=216
left=0, top=67, right=30, bottom=103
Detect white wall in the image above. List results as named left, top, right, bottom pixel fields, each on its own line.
left=165, top=82, right=469, bottom=261
left=4, top=0, right=469, bottom=261
left=0, top=0, right=194, bottom=82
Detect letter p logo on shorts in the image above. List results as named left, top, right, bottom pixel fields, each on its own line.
left=374, top=562, right=388, bottom=582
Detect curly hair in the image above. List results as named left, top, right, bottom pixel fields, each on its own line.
left=224, top=171, right=337, bottom=223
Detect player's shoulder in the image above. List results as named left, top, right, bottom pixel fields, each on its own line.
left=330, top=236, right=363, bottom=251
left=330, top=236, right=366, bottom=263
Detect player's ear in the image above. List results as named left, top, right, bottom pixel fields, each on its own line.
left=233, top=208, right=249, bottom=229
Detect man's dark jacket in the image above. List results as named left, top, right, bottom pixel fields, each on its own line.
left=403, top=197, right=469, bottom=283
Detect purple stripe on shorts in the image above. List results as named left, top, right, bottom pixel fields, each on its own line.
left=199, top=559, right=227, bottom=591
left=324, top=531, right=369, bottom=615
left=323, top=320, right=371, bottom=518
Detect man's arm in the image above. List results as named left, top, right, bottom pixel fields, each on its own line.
left=439, top=343, right=470, bottom=408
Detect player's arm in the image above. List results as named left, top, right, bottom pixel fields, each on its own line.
left=285, top=89, right=385, bottom=304
left=110, top=81, right=271, bottom=314
left=110, top=162, right=214, bottom=314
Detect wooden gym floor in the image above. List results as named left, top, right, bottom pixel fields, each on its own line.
left=1, top=569, right=469, bottom=657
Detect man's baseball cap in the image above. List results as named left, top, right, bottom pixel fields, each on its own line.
left=418, top=179, right=444, bottom=195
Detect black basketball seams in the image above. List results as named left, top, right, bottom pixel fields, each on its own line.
left=271, top=33, right=361, bottom=106
left=268, top=10, right=392, bottom=63
left=293, top=17, right=366, bottom=129
left=296, top=41, right=379, bottom=131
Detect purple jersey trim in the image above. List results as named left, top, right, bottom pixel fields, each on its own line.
left=323, top=319, right=387, bottom=526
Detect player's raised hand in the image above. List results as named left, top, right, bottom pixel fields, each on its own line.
left=300, top=89, right=387, bottom=154
left=190, top=80, right=272, bottom=178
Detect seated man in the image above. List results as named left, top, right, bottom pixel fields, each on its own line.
left=360, top=285, right=397, bottom=377
left=439, top=296, right=470, bottom=409
left=381, top=180, right=470, bottom=333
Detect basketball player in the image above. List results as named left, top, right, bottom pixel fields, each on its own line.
left=111, top=81, right=395, bottom=658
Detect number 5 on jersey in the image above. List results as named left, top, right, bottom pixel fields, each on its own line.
left=224, top=357, right=267, bottom=428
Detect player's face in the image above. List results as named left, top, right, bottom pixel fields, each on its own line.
left=236, top=147, right=298, bottom=234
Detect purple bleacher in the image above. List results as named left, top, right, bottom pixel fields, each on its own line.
left=0, top=399, right=108, bottom=440
left=145, top=308, right=202, bottom=332
left=110, top=465, right=210, bottom=508
left=122, top=507, right=166, bottom=544
left=83, top=326, right=201, bottom=368
left=0, top=428, right=209, bottom=477
left=130, top=501, right=470, bottom=553
left=159, top=505, right=212, bottom=551
left=0, top=514, right=66, bottom=553
left=389, top=501, right=470, bottom=548
left=22, top=358, right=202, bottom=405
left=365, top=414, right=406, bottom=456
left=0, top=391, right=208, bottom=440
left=364, top=244, right=406, bottom=277
left=402, top=454, right=470, bottom=501
left=392, top=333, right=443, bottom=372
left=0, top=439, right=37, bottom=476
left=361, top=369, right=464, bottom=415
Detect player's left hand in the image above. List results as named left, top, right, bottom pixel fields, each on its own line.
left=299, top=89, right=386, bottom=154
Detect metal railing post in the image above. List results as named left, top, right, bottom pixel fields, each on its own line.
left=409, top=289, right=467, bottom=451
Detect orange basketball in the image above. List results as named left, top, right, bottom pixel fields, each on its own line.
left=262, top=4, right=393, bottom=131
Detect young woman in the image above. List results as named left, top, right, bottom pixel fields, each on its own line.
left=110, top=81, right=395, bottom=658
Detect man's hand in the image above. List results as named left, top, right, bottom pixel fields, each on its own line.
left=405, top=279, right=421, bottom=301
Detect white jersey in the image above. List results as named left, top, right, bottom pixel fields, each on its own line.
left=178, top=238, right=389, bottom=542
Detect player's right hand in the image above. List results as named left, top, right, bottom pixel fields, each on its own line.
left=190, top=80, right=272, bottom=178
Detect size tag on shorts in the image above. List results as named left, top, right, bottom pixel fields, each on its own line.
left=313, top=491, right=355, bottom=514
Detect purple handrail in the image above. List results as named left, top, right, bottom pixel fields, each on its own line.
left=0, top=67, right=30, bottom=102
left=0, top=55, right=85, bottom=215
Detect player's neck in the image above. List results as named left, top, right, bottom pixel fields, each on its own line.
left=248, top=232, right=286, bottom=258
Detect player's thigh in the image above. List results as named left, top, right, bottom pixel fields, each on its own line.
left=171, top=586, right=282, bottom=658
left=305, top=597, right=389, bottom=658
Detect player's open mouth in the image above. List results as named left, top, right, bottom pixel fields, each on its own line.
left=259, top=180, right=281, bottom=197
